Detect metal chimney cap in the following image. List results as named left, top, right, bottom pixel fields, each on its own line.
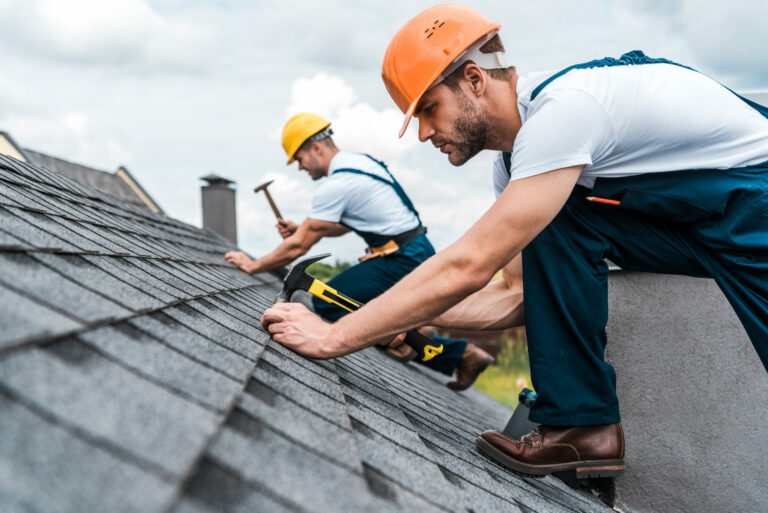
left=200, top=174, right=236, bottom=187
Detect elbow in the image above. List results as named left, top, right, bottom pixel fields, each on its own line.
left=444, top=250, right=495, bottom=298
left=286, top=246, right=307, bottom=261
left=283, top=239, right=310, bottom=261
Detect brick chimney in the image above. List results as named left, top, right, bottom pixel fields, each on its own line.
left=200, top=174, right=237, bottom=245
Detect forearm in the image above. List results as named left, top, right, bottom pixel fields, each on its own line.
left=261, top=166, right=583, bottom=360
left=326, top=237, right=505, bottom=355
left=432, top=278, right=524, bottom=331
left=432, top=253, right=524, bottom=330
left=249, top=239, right=307, bottom=273
left=320, top=167, right=581, bottom=356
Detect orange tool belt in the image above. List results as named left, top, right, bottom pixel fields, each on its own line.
left=359, top=240, right=400, bottom=261
left=359, top=225, right=426, bottom=262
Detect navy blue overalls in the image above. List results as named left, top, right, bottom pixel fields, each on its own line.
left=505, top=51, right=768, bottom=426
left=312, top=154, right=468, bottom=375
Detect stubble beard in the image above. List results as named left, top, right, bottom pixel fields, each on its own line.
left=446, top=91, right=489, bottom=166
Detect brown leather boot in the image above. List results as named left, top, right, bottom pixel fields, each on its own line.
left=447, top=343, right=494, bottom=391
left=476, top=423, right=625, bottom=478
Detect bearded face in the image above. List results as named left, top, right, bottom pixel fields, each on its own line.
left=441, top=89, right=490, bottom=166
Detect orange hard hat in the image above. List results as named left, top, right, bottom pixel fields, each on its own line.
left=382, top=4, right=501, bottom=137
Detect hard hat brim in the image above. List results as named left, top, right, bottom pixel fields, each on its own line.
left=394, top=22, right=501, bottom=139
left=398, top=102, right=417, bottom=138
left=282, top=114, right=331, bottom=165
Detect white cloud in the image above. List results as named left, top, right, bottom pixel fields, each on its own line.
left=678, top=0, right=768, bottom=86
left=0, top=0, right=216, bottom=73
left=0, top=0, right=765, bottom=265
left=283, top=72, right=419, bottom=165
left=1, top=111, right=133, bottom=170
left=286, top=74, right=358, bottom=116
left=60, top=113, right=88, bottom=135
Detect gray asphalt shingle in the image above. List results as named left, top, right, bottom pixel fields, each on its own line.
left=128, top=312, right=255, bottom=381
left=0, top=228, right=32, bottom=250
left=0, top=339, right=221, bottom=477
left=78, top=324, right=243, bottom=412
left=0, top=284, right=82, bottom=349
left=208, top=423, right=374, bottom=513
left=31, top=253, right=165, bottom=311
left=0, top=392, right=176, bottom=513
left=238, top=380, right=357, bottom=469
left=0, top=205, right=78, bottom=251
left=0, top=252, right=130, bottom=323
left=0, top=153, right=616, bottom=513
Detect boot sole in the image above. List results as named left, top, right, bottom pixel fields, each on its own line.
left=475, top=437, right=625, bottom=478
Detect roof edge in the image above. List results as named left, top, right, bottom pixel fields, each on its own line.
left=115, top=166, right=165, bottom=215
left=0, top=131, right=33, bottom=163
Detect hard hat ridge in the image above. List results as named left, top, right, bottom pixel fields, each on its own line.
left=281, top=113, right=332, bottom=165
left=382, top=4, right=502, bottom=137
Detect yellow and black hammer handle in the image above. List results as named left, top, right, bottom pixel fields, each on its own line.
left=307, top=279, right=443, bottom=362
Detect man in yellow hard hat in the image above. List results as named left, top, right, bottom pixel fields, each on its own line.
left=260, top=4, right=768, bottom=478
left=225, top=112, right=496, bottom=390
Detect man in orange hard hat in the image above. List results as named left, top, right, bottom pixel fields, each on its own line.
left=225, top=112, right=495, bottom=390
left=261, top=4, right=768, bottom=478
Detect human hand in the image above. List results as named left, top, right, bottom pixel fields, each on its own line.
left=378, top=332, right=407, bottom=349
left=261, top=302, right=336, bottom=359
left=224, top=251, right=255, bottom=273
left=276, top=219, right=298, bottom=239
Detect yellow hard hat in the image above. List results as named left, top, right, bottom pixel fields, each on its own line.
left=281, top=113, right=332, bottom=164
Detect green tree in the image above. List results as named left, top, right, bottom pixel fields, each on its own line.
left=305, top=259, right=352, bottom=282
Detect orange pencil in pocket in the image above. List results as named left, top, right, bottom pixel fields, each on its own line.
left=586, top=196, right=622, bottom=206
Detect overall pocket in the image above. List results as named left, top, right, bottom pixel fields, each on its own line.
left=618, top=188, right=716, bottom=222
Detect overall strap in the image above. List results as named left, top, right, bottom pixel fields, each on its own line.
left=502, top=151, right=512, bottom=177
left=332, top=154, right=422, bottom=225
left=500, top=51, right=768, bottom=180
left=528, top=50, right=768, bottom=121
left=530, top=50, right=696, bottom=102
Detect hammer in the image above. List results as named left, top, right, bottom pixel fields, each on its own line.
left=276, top=253, right=444, bottom=362
left=254, top=180, right=283, bottom=220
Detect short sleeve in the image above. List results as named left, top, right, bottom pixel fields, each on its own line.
left=509, top=88, right=615, bottom=181
left=492, top=152, right=510, bottom=199
left=309, top=178, right=350, bottom=223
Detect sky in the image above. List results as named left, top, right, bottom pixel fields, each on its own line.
left=1, top=0, right=767, bottom=262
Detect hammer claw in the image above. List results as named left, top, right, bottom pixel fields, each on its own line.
left=275, top=253, right=443, bottom=362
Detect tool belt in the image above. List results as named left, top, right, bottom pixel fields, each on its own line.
left=359, top=226, right=426, bottom=262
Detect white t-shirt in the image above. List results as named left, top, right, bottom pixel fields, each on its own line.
left=493, top=63, right=768, bottom=196
left=310, top=151, right=420, bottom=235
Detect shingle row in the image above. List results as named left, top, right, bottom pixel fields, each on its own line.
left=0, top=152, right=615, bottom=513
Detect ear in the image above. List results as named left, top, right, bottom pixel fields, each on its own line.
left=310, top=141, right=324, bottom=155
left=462, top=63, right=487, bottom=98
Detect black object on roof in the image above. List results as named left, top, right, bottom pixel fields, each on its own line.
left=201, top=174, right=236, bottom=187
left=0, top=153, right=615, bottom=513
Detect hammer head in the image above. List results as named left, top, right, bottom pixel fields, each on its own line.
left=253, top=180, right=274, bottom=193
left=275, top=253, right=330, bottom=303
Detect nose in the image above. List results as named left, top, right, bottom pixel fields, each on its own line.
left=418, top=118, right=435, bottom=143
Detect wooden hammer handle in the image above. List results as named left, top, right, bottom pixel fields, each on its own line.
left=262, top=188, right=283, bottom=220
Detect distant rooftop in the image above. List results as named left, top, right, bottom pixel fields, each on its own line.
left=0, top=131, right=163, bottom=214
